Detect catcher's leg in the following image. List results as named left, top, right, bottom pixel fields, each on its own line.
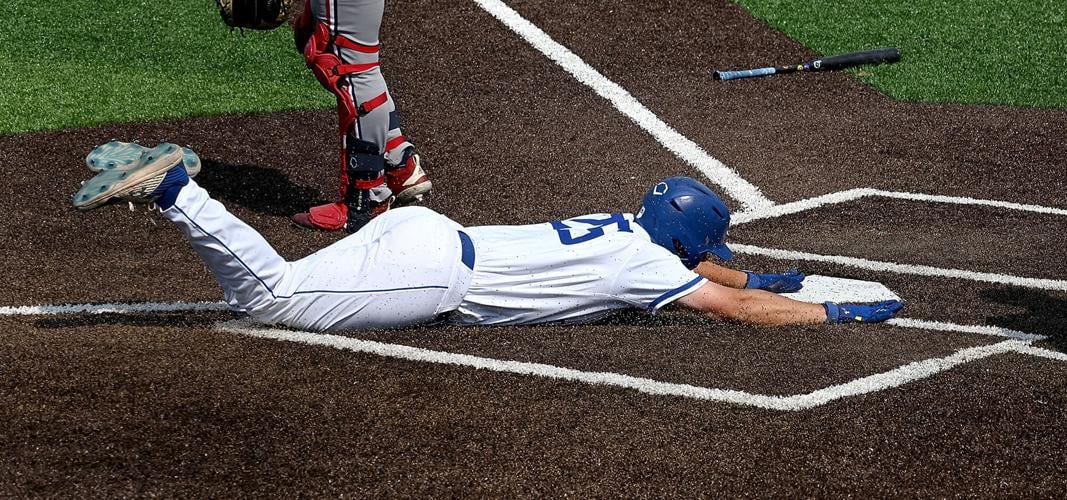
left=342, top=62, right=431, bottom=205
left=329, top=0, right=431, bottom=202
left=294, top=0, right=430, bottom=231
left=342, top=135, right=392, bottom=231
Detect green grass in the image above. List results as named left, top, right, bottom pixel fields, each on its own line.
left=2, top=1, right=1063, bottom=134
left=732, top=0, right=1067, bottom=107
left=0, top=0, right=331, bottom=135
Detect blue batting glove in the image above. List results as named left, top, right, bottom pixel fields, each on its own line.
left=744, top=268, right=805, bottom=293
left=824, top=300, right=905, bottom=324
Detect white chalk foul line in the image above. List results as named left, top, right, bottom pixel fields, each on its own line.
left=472, top=0, right=773, bottom=211
left=1012, top=344, right=1067, bottom=362
left=872, top=189, right=1067, bottom=216
left=732, top=188, right=873, bottom=225
left=218, top=320, right=1040, bottom=411
left=887, top=318, right=1046, bottom=342
left=732, top=244, right=1067, bottom=292
left=0, top=301, right=229, bottom=316
left=2, top=301, right=1047, bottom=342
left=732, top=188, right=1067, bottom=225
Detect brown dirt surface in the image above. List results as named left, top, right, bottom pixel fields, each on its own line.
left=2, top=0, right=1065, bottom=496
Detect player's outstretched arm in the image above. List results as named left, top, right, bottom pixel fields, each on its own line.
left=694, top=261, right=748, bottom=288
left=676, top=281, right=824, bottom=325
left=694, top=262, right=806, bottom=293
left=674, top=281, right=904, bottom=326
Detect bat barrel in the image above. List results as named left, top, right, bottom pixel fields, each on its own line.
left=816, top=47, right=900, bottom=70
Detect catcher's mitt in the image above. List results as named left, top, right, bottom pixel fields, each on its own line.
left=216, top=0, right=294, bottom=30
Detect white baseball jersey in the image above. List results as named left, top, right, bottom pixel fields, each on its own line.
left=451, top=213, right=707, bottom=325
left=164, top=182, right=705, bottom=332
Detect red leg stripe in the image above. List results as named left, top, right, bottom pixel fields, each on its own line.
left=358, top=92, right=389, bottom=115
left=334, top=62, right=380, bottom=75
left=334, top=35, right=380, bottom=53
left=385, top=135, right=407, bottom=152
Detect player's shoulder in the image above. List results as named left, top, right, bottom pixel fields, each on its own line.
left=615, top=214, right=692, bottom=266
left=551, top=212, right=653, bottom=245
left=562, top=212, right=683, bottom=265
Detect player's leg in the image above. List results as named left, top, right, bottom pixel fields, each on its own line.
left=73, top=146, right=286, bottom=315
left=165, top=185, right=466, bottom=331
left=162, top=180, right=291, bottom=314
left=73, top=149, right=467, bottom=331
left=294, top=0, right=431, bottom=232
left=340, top=61, right=431, bottom=205
left=332, top=0, right=430, bottom=203
left=276, top=206, right=472, bottom=331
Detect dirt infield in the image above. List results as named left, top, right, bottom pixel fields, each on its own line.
left=2, top=0, right=1066, bottom=496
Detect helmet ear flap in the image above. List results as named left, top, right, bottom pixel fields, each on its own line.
left=673, top=238, right=706, bottom=269
left=672, top=239, right=689, bottom=260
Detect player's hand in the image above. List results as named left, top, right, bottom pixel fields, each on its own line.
left=744, top=268, right=805, bottom=293
left=824, top=300, right=905, bottom=324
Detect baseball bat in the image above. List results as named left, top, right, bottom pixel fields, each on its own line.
left=712, top=47, right=901, bottom=81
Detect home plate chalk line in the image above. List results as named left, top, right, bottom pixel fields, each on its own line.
left=216, top=318, right=1061, bottom=411
left=3, top=300, right=1062, bottom=410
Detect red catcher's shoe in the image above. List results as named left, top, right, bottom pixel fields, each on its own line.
left=291, top=201, right=347, bottom=231
left=386, top=154, right=432, bottom=205
left=292, top=187, right=394, bottom=232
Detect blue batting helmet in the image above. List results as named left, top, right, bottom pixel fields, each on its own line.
left=634, top=176, right=733, bottom=269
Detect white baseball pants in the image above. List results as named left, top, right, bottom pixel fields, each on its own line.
left=162, top=181, right=473, bottom=331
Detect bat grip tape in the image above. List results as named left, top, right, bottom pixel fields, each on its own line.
left=713, top=67, right=776, bottom=81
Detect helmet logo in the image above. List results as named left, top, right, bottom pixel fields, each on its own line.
left=653, top=182, right=669, bottom=196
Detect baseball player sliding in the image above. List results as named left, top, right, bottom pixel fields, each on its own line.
left=217, top=0, right=431, bottom=232
left=73, top=146, right=904, bottom=330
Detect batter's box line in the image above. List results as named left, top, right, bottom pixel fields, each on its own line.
left=0, top=301, right=1046, bottom=341
left=733, top=244, right=1067, bottom=292
left=3, top=300, right=1062, bottom=408
left=0, top=301, right=1049, bottom=342
left=0, top=301, right=229, bottom=316
left=731, top=188, right=1067, bottom=225
left=473, top=0, right=772, bottom=211
left=727, top=188, right=1067, bottom=292
left=217, top=319, right=1063, bottom=411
